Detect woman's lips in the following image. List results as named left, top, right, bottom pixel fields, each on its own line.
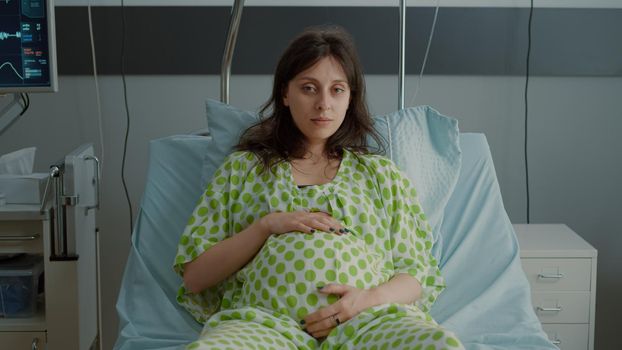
left=311, top=118, right=332, bottom=126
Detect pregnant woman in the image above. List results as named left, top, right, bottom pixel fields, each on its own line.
left=174, top=25, right=463, bottom=350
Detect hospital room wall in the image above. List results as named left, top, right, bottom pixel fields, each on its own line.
left=0, top=74, right=620, bottom=349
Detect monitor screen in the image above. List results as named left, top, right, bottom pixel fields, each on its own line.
left=0, top=0, right=57, bottom=93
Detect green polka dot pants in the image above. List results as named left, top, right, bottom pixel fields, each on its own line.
left=186, top=319, right=298, bottom=350
left=186, top=304, right=464, bottom=350
left=341, top=315, right=464, bottom=350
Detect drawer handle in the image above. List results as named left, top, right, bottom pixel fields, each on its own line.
left=0, top=234, right=40, bottom=241
left=538, top=273, right=563, bottom=279
left=552, top=339, right=561, bottom=345
left=537, top=306, right=562, bottom=312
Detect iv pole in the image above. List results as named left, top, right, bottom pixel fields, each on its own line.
left=398, top=0, right=406, bottom=110
left=221, top=0, right=245, bottom=104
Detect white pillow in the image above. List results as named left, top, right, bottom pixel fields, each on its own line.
left=373, top=107, right=462, bottom=248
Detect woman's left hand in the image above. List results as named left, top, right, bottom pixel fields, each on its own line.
left=302, top=284, right=378, bottom=338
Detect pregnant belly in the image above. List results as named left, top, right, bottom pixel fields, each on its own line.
left=236, top=231, right=386, bottom=322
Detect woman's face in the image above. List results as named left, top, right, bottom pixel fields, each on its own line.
left=283, top=56, right=351, bottom=146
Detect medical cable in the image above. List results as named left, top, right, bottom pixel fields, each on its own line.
left=87, top=4, right=104, bottom=349
left=409, top=0, right=440, bottom=106
left=384, top=115, right=393, bottom=161
left=389, top=1, right=439, bottom=160
left=120, top=0, right=134, bottom=235
left=524, top=0, right=534, bottom=224
left=18, top=92, right=30, bottom=115
left=87, top=4, right=105, bottom=176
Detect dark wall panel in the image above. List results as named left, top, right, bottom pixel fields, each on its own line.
left=54, top=6, right=622, bottom=76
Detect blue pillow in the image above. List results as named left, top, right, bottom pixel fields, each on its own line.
left=201, top=99, right=461, bottom=249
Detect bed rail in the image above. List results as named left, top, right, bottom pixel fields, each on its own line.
left=221, top=0, right=245, bottom=104
left=398, top=0, right=406, bottom=110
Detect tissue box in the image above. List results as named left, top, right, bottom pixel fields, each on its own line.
left=0, top=173, right=48, bottom=205
left=0, top=255, right=44, bottom=318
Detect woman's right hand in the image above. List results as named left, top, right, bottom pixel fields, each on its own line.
left=259, top=211, right=347, bottom=236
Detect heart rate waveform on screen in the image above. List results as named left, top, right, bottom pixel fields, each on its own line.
left=0, top=61, right=25, bottom=81
left=0, top=31, right=21, bottom=40
left=1, top=0, right=55, bottom=91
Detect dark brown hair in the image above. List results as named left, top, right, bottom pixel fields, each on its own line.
left=235, top=25, right=384, bottom=171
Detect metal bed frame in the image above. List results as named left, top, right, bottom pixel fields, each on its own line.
left=220, top=0, right=408, bottom=110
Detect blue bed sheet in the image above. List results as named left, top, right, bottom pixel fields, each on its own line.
left=113, top=133, right=555, bottom=350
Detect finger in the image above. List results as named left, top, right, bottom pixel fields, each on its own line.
left=318, top=284, right=350, bottom=296
left=314, top=216, right=341, bottom=234
left=304, top=302, right=340, bottom=325
left=299, top=217, right=330, bottom=233
left=306, top=315, right=338, bottom=335
left=305, top=214, right=343, bottom=234
left=310, top=326, right=336, bottom=339
left=336, top=224, right=351, bottom=234
left=312, top=214, right=346, bottom=234
left=294, top=221, right=315, bottom=234
left=315, top=215, right=347, bottom=234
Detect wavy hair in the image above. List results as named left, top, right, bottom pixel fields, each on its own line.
left=235, top=25, right=384, bottom=172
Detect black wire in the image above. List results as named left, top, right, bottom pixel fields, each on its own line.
left=18, top=93, right=29, bottom=115
left=524, top=0, right=534, bottom=224
left=120, top=0, right=134, bottom=235
left=19, top=93, right=26, bottom=113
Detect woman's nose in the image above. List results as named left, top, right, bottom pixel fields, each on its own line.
left=315, top=92, right=331, bottom=111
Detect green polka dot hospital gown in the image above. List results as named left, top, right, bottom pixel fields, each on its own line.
left=174, top=149, right=464, bottom=350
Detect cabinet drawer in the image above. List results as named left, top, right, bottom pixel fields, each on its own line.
left=542, top=324, right=588, bottom=350
left=521, top=258, right=591, bottom=291
left=0, top=331, right=47, bottom=349
left=0, top=221, right=44, bottom=254
left=532, top=292, right=590, bottom=323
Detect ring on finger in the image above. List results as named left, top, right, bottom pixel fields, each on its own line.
left=330, top=314, right=341, bottom=326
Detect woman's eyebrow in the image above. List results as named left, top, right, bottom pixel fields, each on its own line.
left=297, top=77, right=348, bottom=85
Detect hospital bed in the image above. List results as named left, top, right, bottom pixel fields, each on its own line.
left=113, top=1, right=556, bottom=348
left=113, top=127, right=555, bottom=350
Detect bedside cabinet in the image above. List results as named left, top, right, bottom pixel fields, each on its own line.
left=514, top=224, right=597, bottom=350
left=0, top=144, right=100, bottom=349
left=0, top=204, right=98, bottom=349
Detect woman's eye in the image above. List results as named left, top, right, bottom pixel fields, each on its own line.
left=334, top=87, right=345, bottom=93
left=302, top=85, right=316, bottom=93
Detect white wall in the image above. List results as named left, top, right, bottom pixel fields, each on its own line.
left=1, top=74, right=620, bottom=349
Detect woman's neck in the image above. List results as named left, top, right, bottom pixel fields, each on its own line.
left=289, top=145, right=341, bottom=186
left=299, top=142, right=328, bottom=163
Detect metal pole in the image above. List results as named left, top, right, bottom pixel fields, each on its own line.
left=221, top=0, right=245, bottom=104
left=398, top=0, right=406, bottom=110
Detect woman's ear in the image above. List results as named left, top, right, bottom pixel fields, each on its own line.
left=282, top=90, right=289, bottom=107
left=282, top=84, right=291, bottom=107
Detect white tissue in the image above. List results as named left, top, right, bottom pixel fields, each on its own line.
left=0, top=147, right=36, bottom=175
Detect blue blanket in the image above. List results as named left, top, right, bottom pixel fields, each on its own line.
left=113, top=133, right=554, bottom=349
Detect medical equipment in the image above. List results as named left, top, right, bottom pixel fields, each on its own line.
left=0, top=0, right=58, bottom=135
left=0, top=144, right=100, bottom=349
left=0, top=0, right=58, bottom=94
